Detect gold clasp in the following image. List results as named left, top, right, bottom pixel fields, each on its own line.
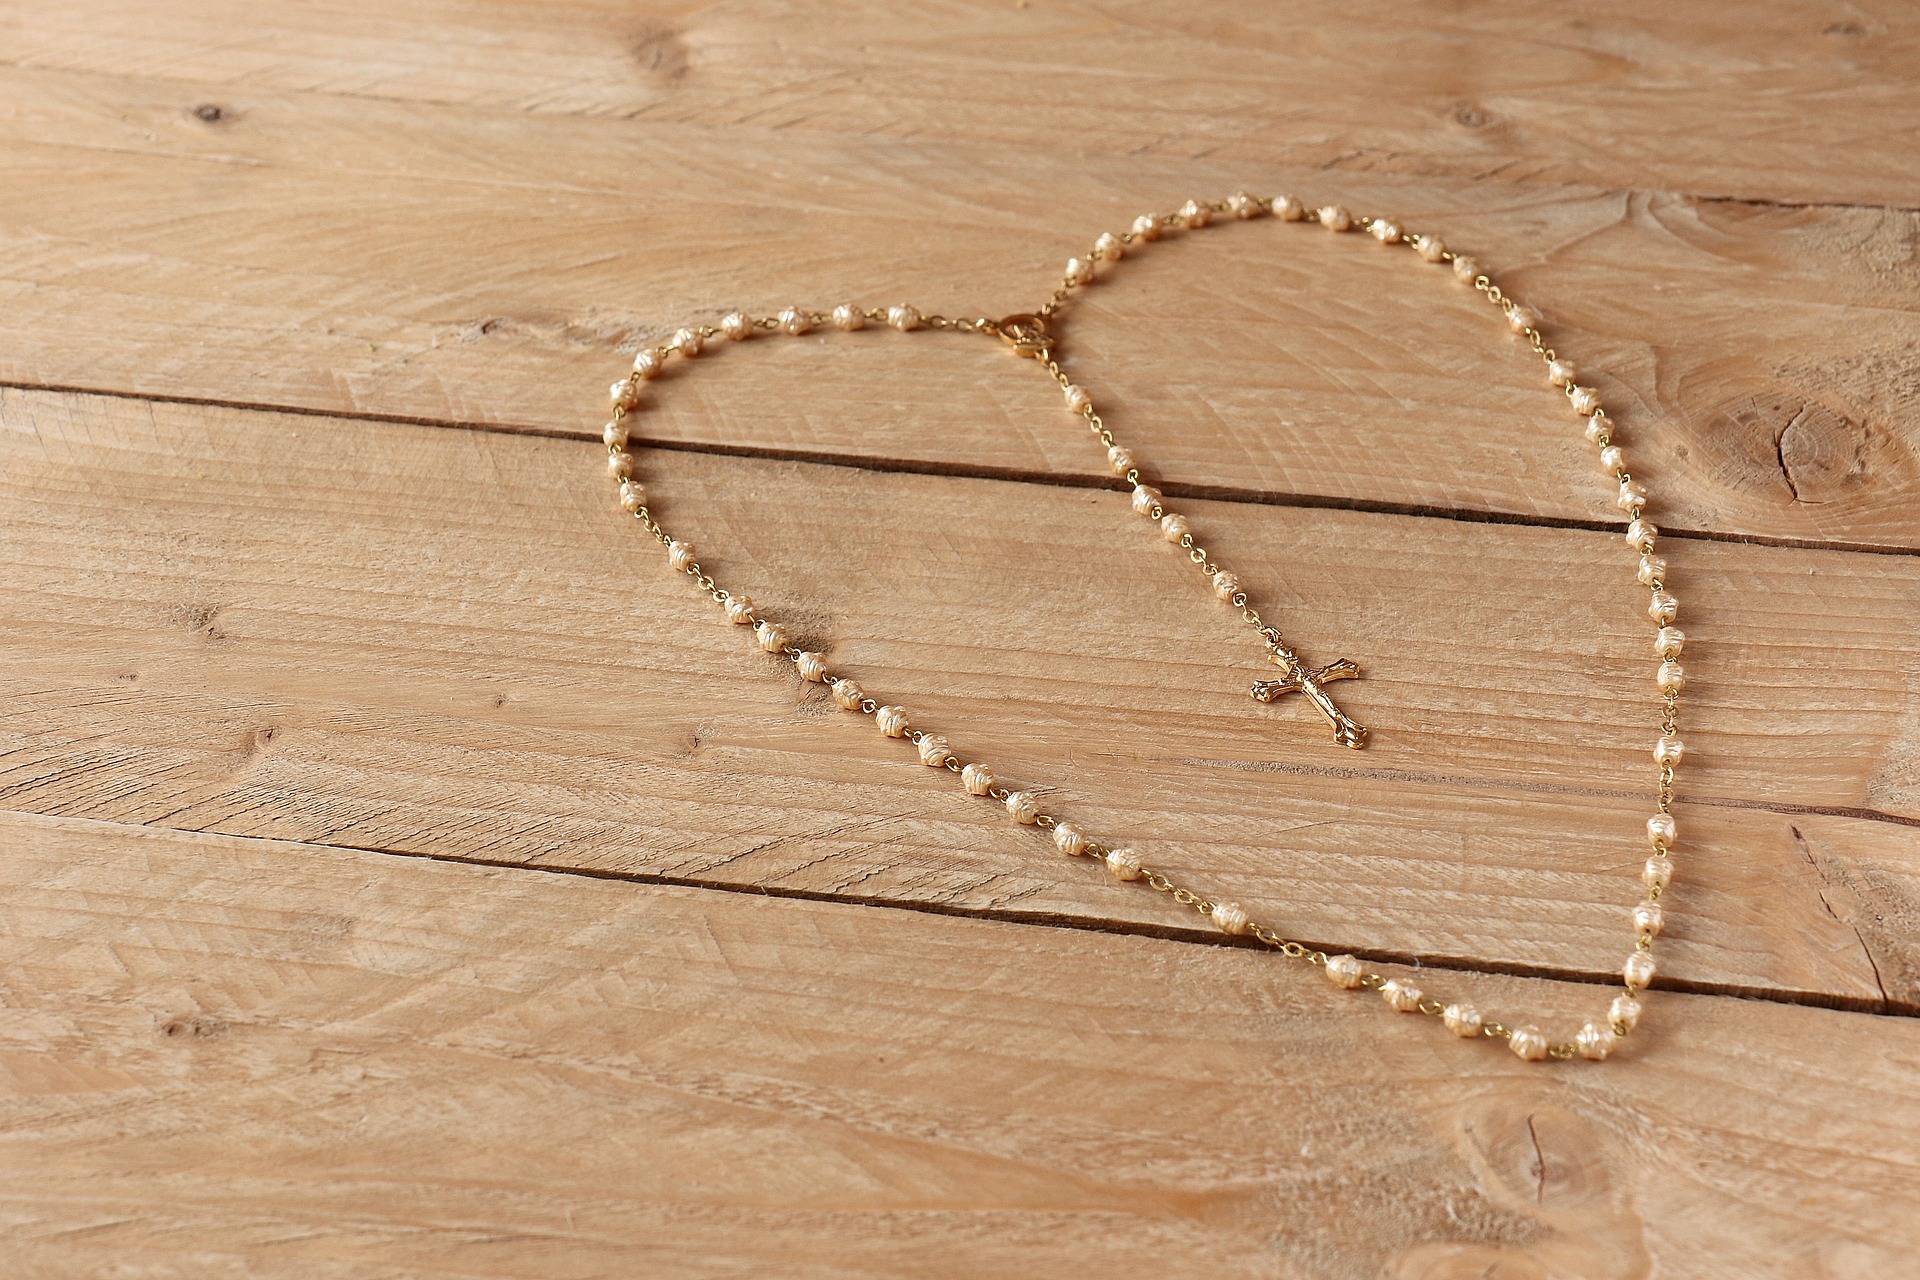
left=993, top=313, right=1051, bottom=358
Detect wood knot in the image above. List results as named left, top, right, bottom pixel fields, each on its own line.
left=190, top=103, right=229, bottom=124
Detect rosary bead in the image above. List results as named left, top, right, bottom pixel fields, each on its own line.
left=1212, top=901, right=1252, bottom=935
left=619, top=481, right=648, bottom=513
left=1644, top=854, right=1674, bottom=893
left=1571, top=386, right=1602, bottom=415
left=1648, top=591, right=1678, bottom=626
left=1451, top=254, right=1482, bottom=283
left=830, top=677, right=864, bottom=709
left=1508, top=1025, right=1549, bottom=1061
left=1584, top=418, right=1612, bottom=446
left=1576, top=1022, right=1615, bottom=1060
left=1443, top=1003, right=1483, bottom=1037
left=1647, top=813, right=1677, bottom=848
left=610, top=378, right=642, bottom=410
left=1610, top=993, right=1643, bottom=1032
left=1228, top=191, right=1262, bottom=219
left=1598, top=446, right=1625, bottom=474
left=1656, top=661, right=1686, bottom=693
left=1654, top=736, right=1686, bottom=766
left=1616, top=480, right=1647, bottom=513
left=1414, top=234, right=1447, bottom=262
left=1105, top=846, right=1145, bottom=879
left=604, top=420, right=629, bottom=449
left=962, top=762, right=995, bottom=796
left=1633, top=901, right=1664, bottom=936
left=1159, top=513, right=1192, bottom=543
left=1636, top=554, right=1666, bottom=586
left=1369, top=218, right=1402, bottom=244
left=607, top=452, right=635, bottom=480
left=1065, top=257, right=1094, bottom=286
left=1380, top=978, right=1423, bottom=1012
left=756, top=620, right=789, bottom=653
left=1211, top=570, right=1243, bottom=602
left=1548, top=359, right=1578, bottom=388
left=875, top=705, right=910, bottom=737
left=887, top=304, right=921, bottom=332
left=832, top=303, right=866, bottom=331
left=1507, top=304, right=1541, bottom=335
left=1006, top=790, right=1042, bottom=824
left=778, top=306, right=811, bottom=335
left=917, top=735, right=955, bottom=767
left=1323, top=955, right=1367, bottom=989
left=1064, top=384, right=1092, bottom=414
left=1131, top=213, right=1161, bottom=240
left=1271, top=194, right=1306, bottom=221
left=673, top=327, right=704, bottom=357
left=1623, top=950, right=1656, bottom=990
left=1094, top=231, right=1125, bottom=259
left=1107, top=445, right=1136, bottom=476
left=634, top=349, right=665, bottom=379
left=668, top=540, right=697, bottom=572
left=1654, top=626, right=1685, bottom=658
left=795, top=651, right=829, bottom=682
left=1053, top=820, right=1088, bottom=855
left=1131, top=484, right=1162, bottom=517
left=1179, top=199, right=1211, bottom=228
left=1627, top=519, right=1659, bottom=554
left=721, top=311, right=753, bottom=341
left=726, top=595, right=756, bottom=625
left=1318, top=205, right=1353, bottom=232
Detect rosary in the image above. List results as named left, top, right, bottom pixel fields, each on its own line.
left=598, top=191, right=1684, bottom=1063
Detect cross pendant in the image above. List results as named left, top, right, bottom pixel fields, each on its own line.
left=1249, top=647, right=1368, bottom=749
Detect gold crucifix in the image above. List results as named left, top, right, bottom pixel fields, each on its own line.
left=1250, top=647, right=1368, bottom=749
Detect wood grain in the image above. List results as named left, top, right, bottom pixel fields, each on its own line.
left=4, top=811, right=1917, bottom=1280
left=2, top=47, right=1917, bottom=548
left=6, top=387, right=1917, bottom=1013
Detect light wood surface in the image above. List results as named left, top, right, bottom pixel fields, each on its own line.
left=3, top=1, right=1919, bottom=1275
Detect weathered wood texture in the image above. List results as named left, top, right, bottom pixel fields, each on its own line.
left=5, top=389, right=1918, bottom=1017
left=4, top=812, right=1918, bottom=1280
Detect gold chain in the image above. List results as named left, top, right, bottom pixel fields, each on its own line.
left=596, top=192, right=1684, bottom=1063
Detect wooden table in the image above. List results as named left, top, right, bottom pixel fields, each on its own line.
left=5, top=3, right=1918, bottom=1275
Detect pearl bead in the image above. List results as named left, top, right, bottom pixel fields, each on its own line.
left=1324, top=954, right=1366, bottom=989
left=1105, top=846, right=1144, bottom=879
left=1094, top=231, right=1125, bottom=259
left=875, top=705, right=910, bottom=737
left=633, top=349, right=664, bottom=379
left=1369, top=218, right=1402, bottom=244
left=1317, top=205, right=1353, bottom=232
left=604, top=420, right=630, bottom=449
left=1053, top=821, right=1087, bottom=856
left=1616, top=480, right=1647, bottom=512
left=1415, top=234, right=1447, bottom=262
left=1584, top=418, right=1612, bottom=446
left=673, top=327, right=704, bottom=357
left=1064, top=384, right=1091, bottom=414
left=1655, top=626, right=1685, bottom=658
left=917, top=735, right=954, bottom=767
left=886, top=304, right=920, bottom=332
left=1131, top=484, right=1162, bottom=517
left=1451, top=254, right=1482, bottom=283
left=1508, top=1025, right=1549, bottom=1061
left=668, top=540, right=697, bottom=572
left=1643, top=854, right=1674, bottom=893
left=1576, top=1022, right=1614, bottom=1060
left=1598, top=446, right=1625, bottom=474
left=830, top=677, right=864, bottom=709
left=1443, top=1003, right=1483, bottom=1037
left=962, top=762, right=995, bottom=795
left=1179, top=199, right=1210, bottom=228
left=1571, top=386, right=1602, bottom=416
left=1654, top=736, right=1685, bottom=766
left=721, top=311, right=753, bottom=341
left=832, top=304, right=866, bottom=331
left=1159, top=513, right=1191, bottom=543
left=1647, top=813, right=1676, bottom=847
left=1212, top=901, right=1251, bottom=935
left=1107, top=445, right=1136, bottom=476
left=1636, top=554, right=1666, bottom=586
left=1211, top=571, right=1242, bottom=602
left=1626, top=520, right=1658, bottom=554
left=1271, top=195, right=1306, bottom=221
left=1633, top=901, right=1664, bottom=936
left=796, top=651, right=828, bottom=683
left=778, top=306, right=811, bottom=335
left=1507, top=304, right=1541, bottom=335
left=756, top=621, right=788, bottom=653
left=1005, top=790, right=1040, bottom=823
left=1610, top=994, right=1643, bottom=1032
left=1656, top=661, right=1686, bottom=693
left=1647, top=591, right=1678, bottom=626
left=618, top=481, right=647, bottom=513
left=1623, top=950, right=1656, bottom=990
left=1380, top=978, right=1423, bottom=1012
left=1064, top=257, right=1093, bottom=286
left=1228, top=191, right=1262, bottom=219
left=610, top=378, right=641, bottom=410
left=607, top=452, right=634, bottom=480
left=1548, top=359, right=1578, bottom=387
left=1131, top=213, right=1161, bottom=240
left=726, top=595, right=756, bottom=625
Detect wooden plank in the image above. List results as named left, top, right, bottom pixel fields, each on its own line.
left=4, top=388, right=1917, bottom=1011
left=3, top=811, right=1917, bottom=1279
left=3, top=0, right=1917, bottom=208
left=2, top=61, right=1918, bottom=549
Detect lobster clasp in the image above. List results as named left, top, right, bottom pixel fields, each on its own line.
left=994, top=313, right=1052, bottom=358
